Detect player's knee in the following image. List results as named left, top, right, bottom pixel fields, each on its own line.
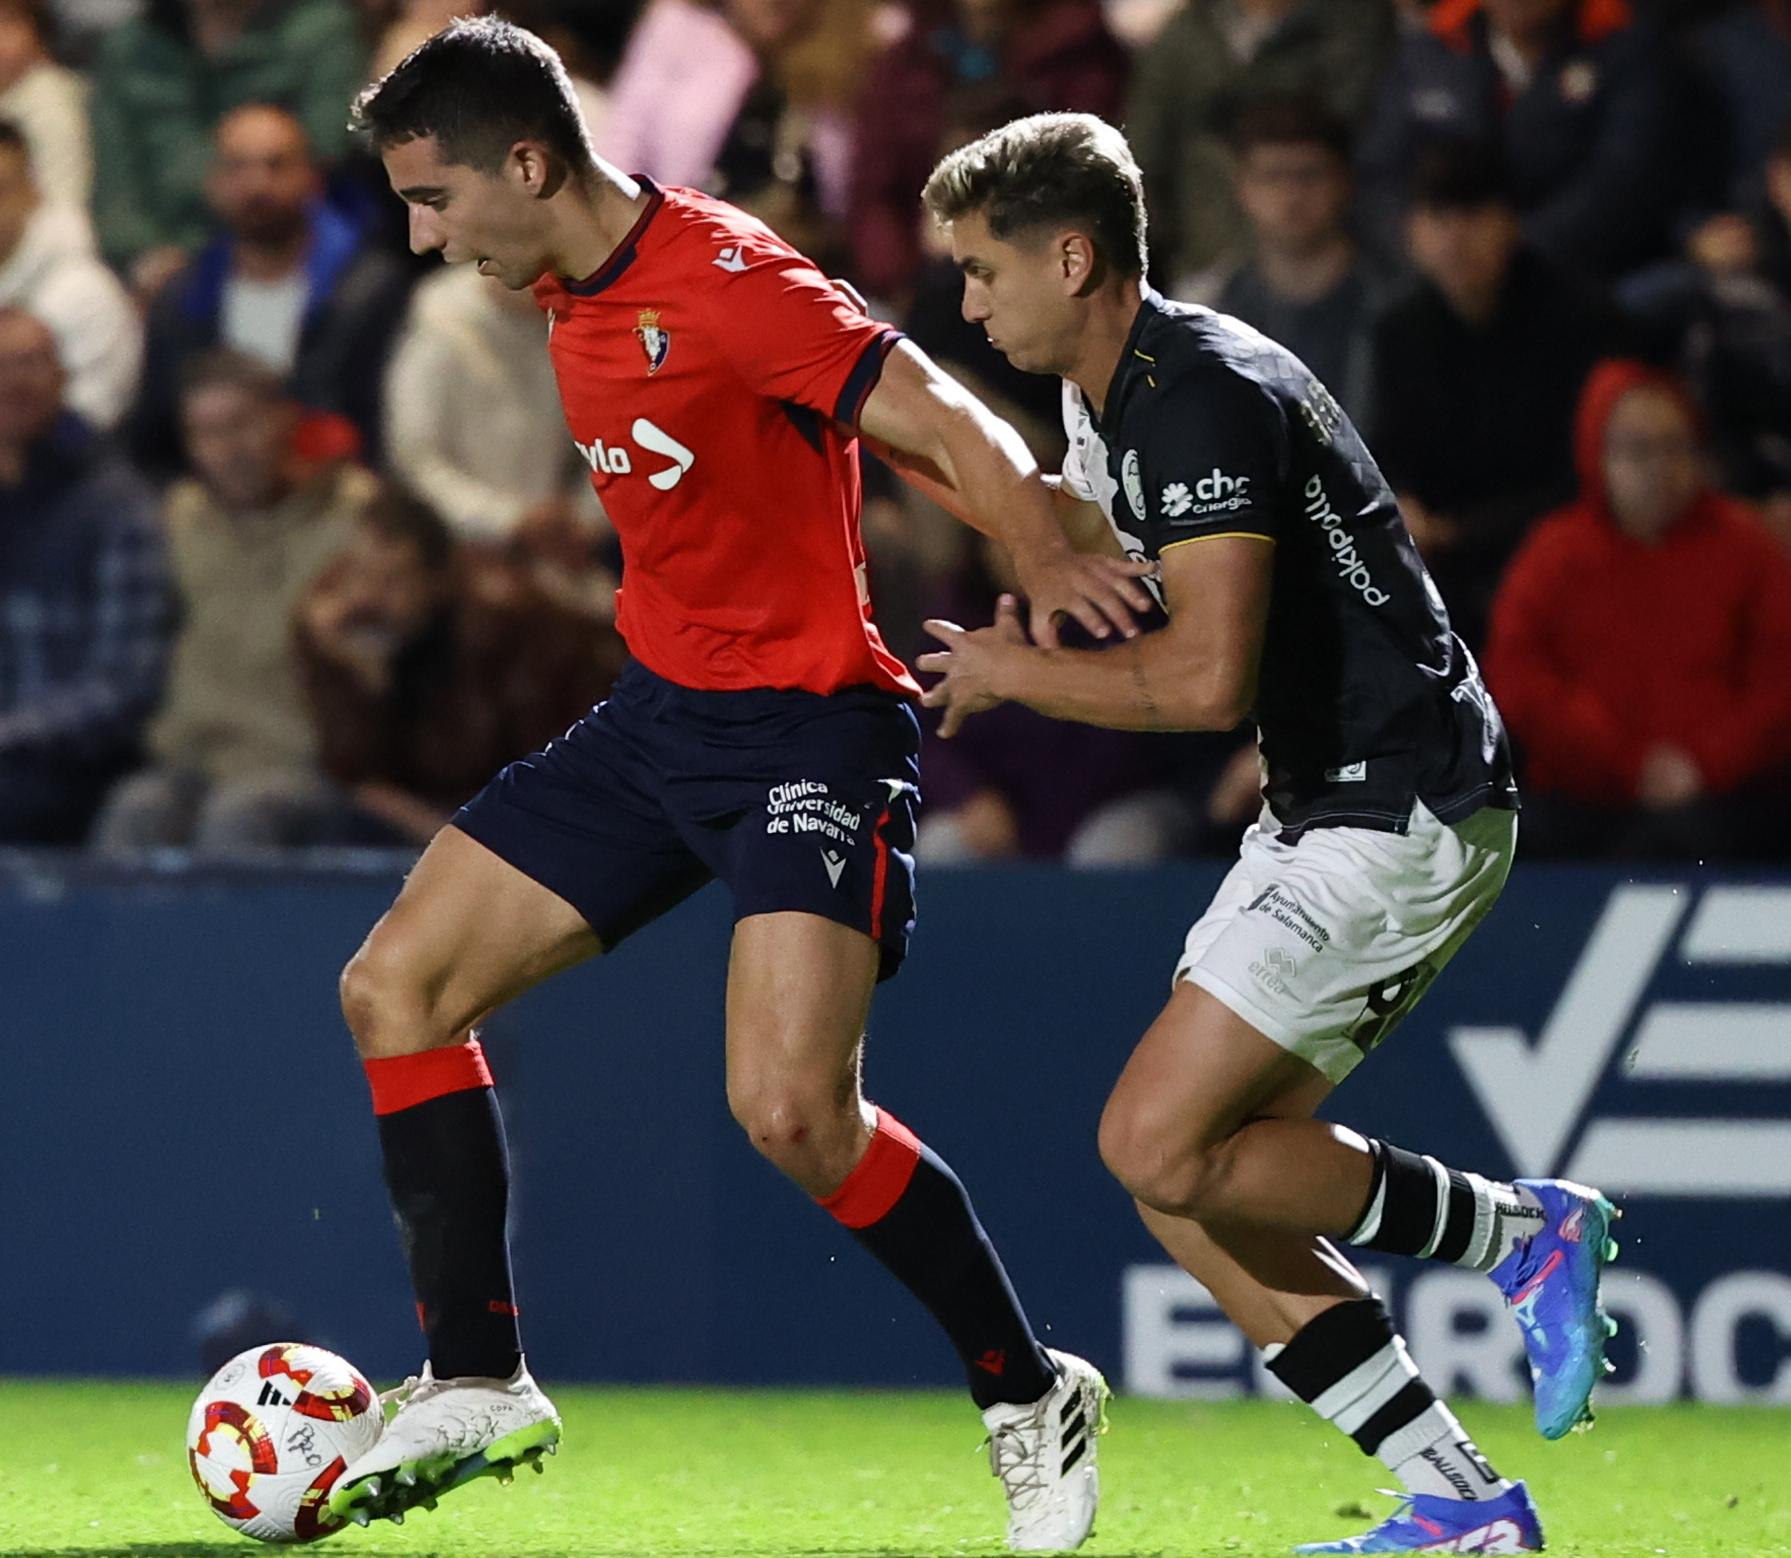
left=1099, top=1097, right=1227, bottom=1218
left=338, top=934, right=445, bottom=1059
left=730, top=1081, right=854, bottom=1176
left=729, top=1087, right=813, bottom=1153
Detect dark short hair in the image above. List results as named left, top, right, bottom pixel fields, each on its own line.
left=1407, top=137, right=1512, bottom=212
left=1230, top=95, right=1353, bottom=164
left=350, top=15, right=594, bottom=175
left=923, top=112, right=1147, bottom=279
left=358, top=485, right=455, bottom=573
left=178, top=348, right=288, bottom=408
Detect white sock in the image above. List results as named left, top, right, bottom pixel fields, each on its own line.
left=1467, top=1179, right=1546, bottom=1272
left=1382, top=1399, right=1513, bottom=1502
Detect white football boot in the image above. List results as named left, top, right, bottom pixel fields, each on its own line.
left=326, top=1357, right=561, bottom=1527
left=981, top=1348, right=1110, bottom=1552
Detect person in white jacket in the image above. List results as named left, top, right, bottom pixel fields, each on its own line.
left=383, top=262, right=599, bottom=545
left=0, top=0, right=89, bottom=207
left=0, top=119, right=140, bottom=430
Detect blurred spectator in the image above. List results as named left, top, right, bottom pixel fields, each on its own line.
left=1213, top=96, right=1393, bottom=419
left=0, top=118, right=140, bottom=428
left=1620, top=117, right=1791, bottom=519
left=1103, top=0, right=1178, bottom=45
left=1125, top=0, right=1392, bottom=297
left=1358, top=0, right=1689, bottom=279
left=851, top=0, right=1128, bottom=303
left=368, top=0, right=477, bottom=79
left=130, top=103, right=410, bottom=481
left=0, top=308, right=171, bottom=844
left=370, top=0, right=617, bottom=141
left=1690, top=0, right=1791, bottom=204
left=601, top=0, right=870, bottom=263
left=91, top=351, right=372, bottom=855
left=90, top=0, right=367, bottom=287
left=1486, top=360, right=1791, bottom=860
left=1367, top=140, right=1616, bottom=645
left=295, top=488, right=624, bottom=845
left=383, top=265, right=598, bottom=546
left=0, top=0, right=89, bottom=203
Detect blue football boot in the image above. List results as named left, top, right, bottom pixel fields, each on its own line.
left=1492, top=1179, right=1621, bottom=1439
left=1293, top=1483, right=1545, bottom=1553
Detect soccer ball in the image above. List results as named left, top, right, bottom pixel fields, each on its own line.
left=186, top=1342, right=383, bottom=1543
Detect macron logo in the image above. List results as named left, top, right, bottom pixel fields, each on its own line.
left=820, top=849, right=846, bottom=889
left=713, top=244, right=748, bottom=273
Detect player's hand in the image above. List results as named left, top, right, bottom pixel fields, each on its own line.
left=917, top=594, right=1030, bottom=738
left=1014, top=545, right=1156, bottom=647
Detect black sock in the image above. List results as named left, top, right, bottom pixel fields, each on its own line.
left=1348, top=1139, right=1542, bottom=1267
left=1268, top=1296, right=1507, bottom=1501
left=367, top=1044, right=521, bottom=1380
left=823, top=1109, right=1057, bottom=1410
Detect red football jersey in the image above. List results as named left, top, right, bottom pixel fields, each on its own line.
left=533, top=180, right=919, bottom=698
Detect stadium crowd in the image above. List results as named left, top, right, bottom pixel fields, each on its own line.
left=3, top=0, right=1790, bottom=862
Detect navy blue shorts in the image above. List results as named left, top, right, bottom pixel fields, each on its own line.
left=454, top=661, right=921, bottom=980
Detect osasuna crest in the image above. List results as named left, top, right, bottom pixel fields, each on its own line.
left=635, top=308, right=670, bottom=374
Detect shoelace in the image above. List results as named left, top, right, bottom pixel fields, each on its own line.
left=984, top=1401, right=1054, bottom=1511
left=379, top=1373, right=452, bottom=1412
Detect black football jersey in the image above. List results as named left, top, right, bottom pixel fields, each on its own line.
left=1061, top=290, right=1517, bottom=839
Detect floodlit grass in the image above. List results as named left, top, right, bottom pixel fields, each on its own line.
left=1, top=1382, right=1785, bottom=1556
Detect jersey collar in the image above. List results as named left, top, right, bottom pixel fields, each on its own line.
left=1093, top=284, right=1167, bottom=433
left=563, top=176, right=665, bottom=296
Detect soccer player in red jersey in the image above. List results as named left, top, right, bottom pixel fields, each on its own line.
left=328, top=19, right=1149, bottom=1549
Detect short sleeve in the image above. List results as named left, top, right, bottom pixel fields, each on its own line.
left=699, top=229, right=901, bottom=425
left=1059, top=381, right=1100, bottom=502
left=1131, top=367, right=1286, bottom=553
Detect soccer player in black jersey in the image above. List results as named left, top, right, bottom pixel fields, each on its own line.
left=916, top=113, right=1621, bottom=1555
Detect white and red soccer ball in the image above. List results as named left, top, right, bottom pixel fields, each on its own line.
left=186, top=1343, right=383, bottom=1543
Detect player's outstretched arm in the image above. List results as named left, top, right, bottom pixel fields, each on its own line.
left=857, top=340, right=1154, bottom=646
left=918, top=535, right=1271, bottom=737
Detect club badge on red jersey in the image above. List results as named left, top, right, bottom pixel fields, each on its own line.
left=636, top=309, right=670, bottom=374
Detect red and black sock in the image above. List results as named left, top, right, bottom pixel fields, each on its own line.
left=820, top=1108, right=1057, bottom=1410
left=364, top=1040, right=521, bottom=1380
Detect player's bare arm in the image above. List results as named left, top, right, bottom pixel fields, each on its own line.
left=1044, top=476, right=1130, bottom=559
left=856, top=340, right=1154, bottom=646
left=918, top=534, right=1271, bottom=737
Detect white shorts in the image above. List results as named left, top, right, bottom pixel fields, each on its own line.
left=1173, top=800, right=1517, bottom=1085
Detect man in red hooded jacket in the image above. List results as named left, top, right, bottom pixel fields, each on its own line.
left=1486, top=359, right=1791, bottom=859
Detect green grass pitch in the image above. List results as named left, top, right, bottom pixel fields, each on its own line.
left=2, top=1384, right=1786, bottom=1556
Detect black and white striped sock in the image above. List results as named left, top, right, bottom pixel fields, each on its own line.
left=1348, top=1140, right=1544, bottom=1271
left=1267, top=1298, right=1511, bottom=1503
